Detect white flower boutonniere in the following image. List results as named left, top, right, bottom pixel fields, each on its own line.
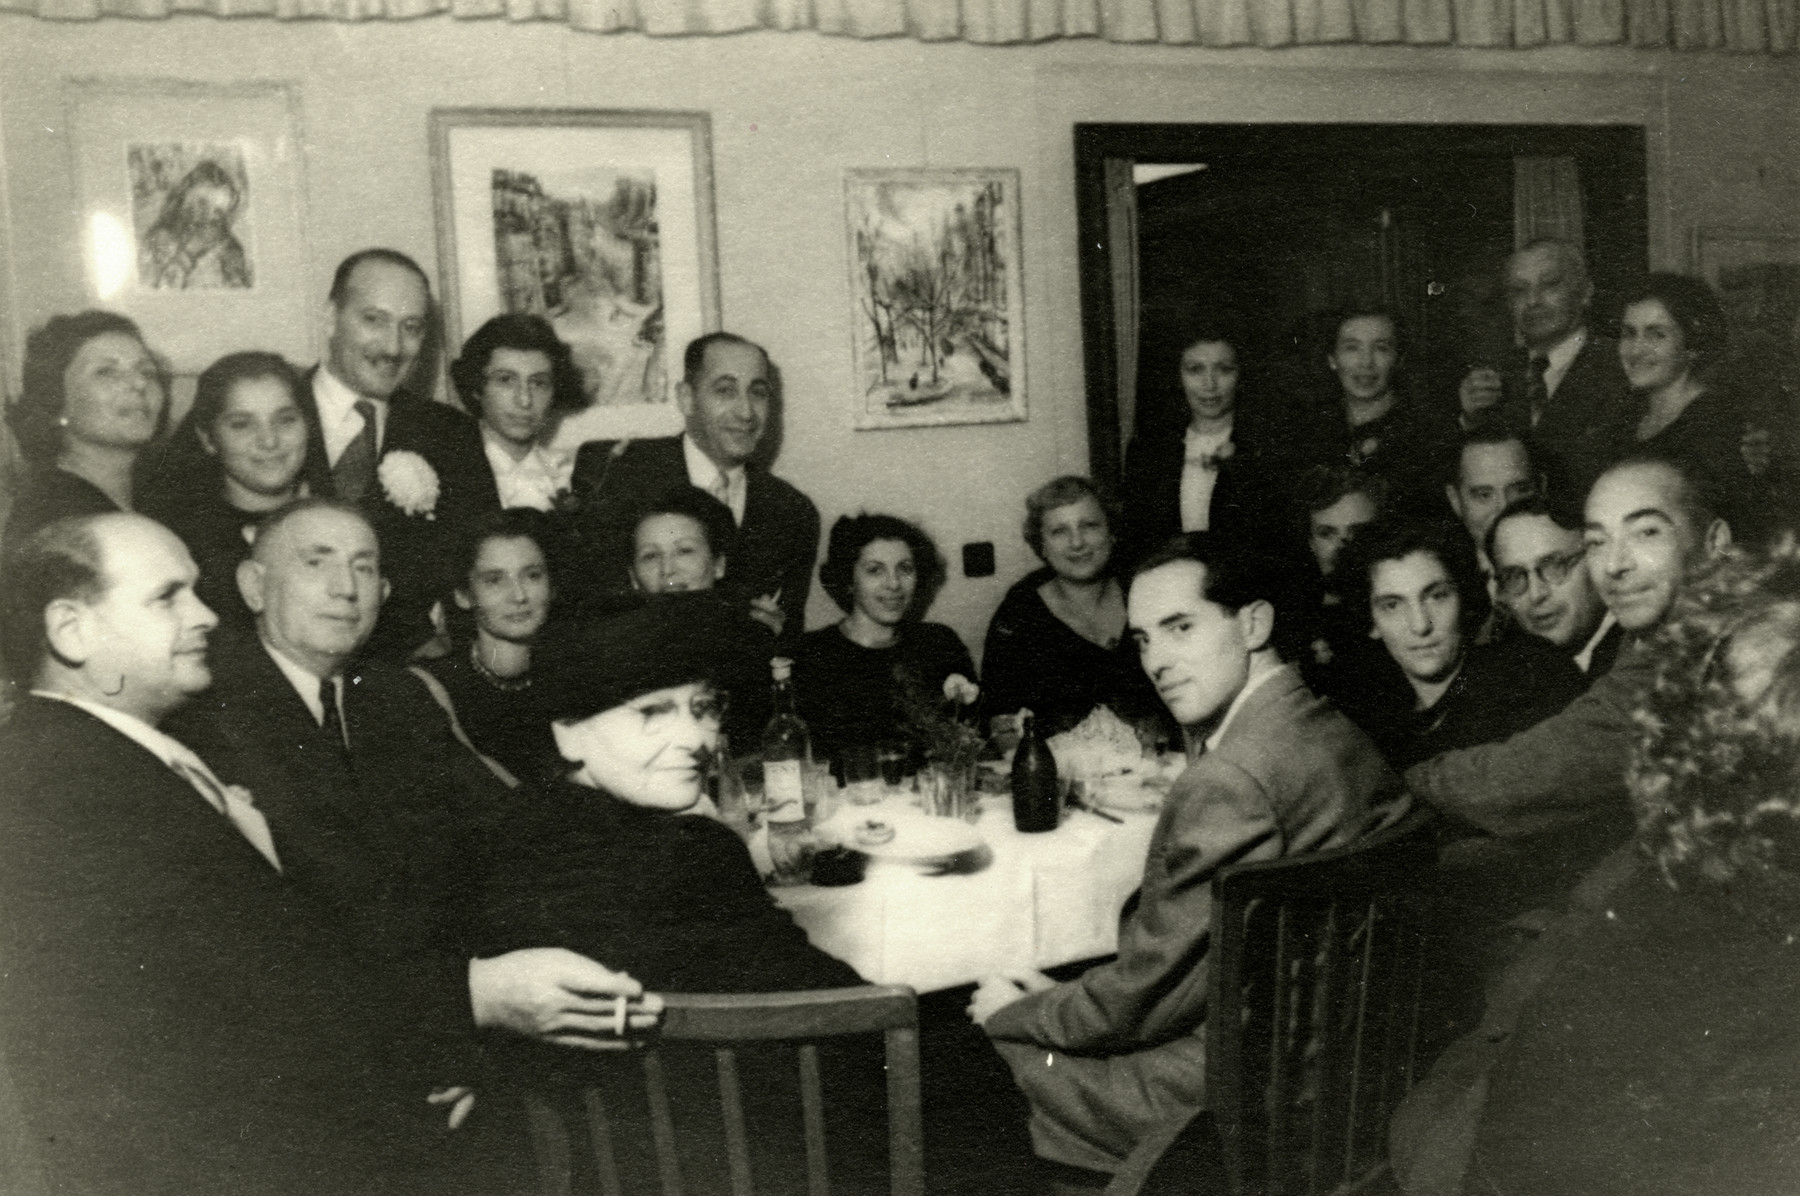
left=943, top=673, right=981, bottom=707
left=378, top=450, right=440, bottom=519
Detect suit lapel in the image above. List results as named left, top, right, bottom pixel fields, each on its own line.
left=300, top=366, right=338, bottom=498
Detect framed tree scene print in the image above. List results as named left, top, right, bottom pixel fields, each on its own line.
left=430, top=109, right=721, bottom=449
left=844, top=168, right=1025, bottom=430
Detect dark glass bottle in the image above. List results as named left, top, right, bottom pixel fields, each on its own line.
left=1010, top=709, right=1060, bottom=833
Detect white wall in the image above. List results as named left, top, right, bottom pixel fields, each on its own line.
left=2, top=19, right=1796, bottom=651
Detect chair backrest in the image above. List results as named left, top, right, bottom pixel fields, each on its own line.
left=1207, top=808, right=1438, bottom=1196
left=522, top=984, right=923, bottom=1196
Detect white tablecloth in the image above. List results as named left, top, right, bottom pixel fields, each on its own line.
left=771, top=794, right=1158, bottom=993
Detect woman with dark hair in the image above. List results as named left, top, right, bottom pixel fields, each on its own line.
left=980, top=475, right=1162, bottom=737
left=1337, top=518, right=1583, bottom=770
left=449, top=313, right=586, bottom=512
left=139, top=351, right=310, bottom=627
left=1120, top=326, right=1281, bottom=561
left=1450, top=542, right=1800, bottom=1196
left=409, top=508, right=563, bottom=785
left=615, top=484, right=773, bottom=745
left=1292, top=463, right=1391, bottom=710
left=2, top=311, right=166, bottom=557
left=1303, top=307, right=1455, bottom=518
left=791, top=513, right=975, bottom=762
left=1620, top=272, right=1779, bottom=542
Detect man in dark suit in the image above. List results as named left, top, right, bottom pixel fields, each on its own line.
left=1487, top=492, right=1620, bottom=682
left=0, top=513, right=474, bottom=1194
left=972, top=533, right=1404, bottom=1178
left=1458, top=239, right=1635, bottom=503
left=300, top=248, right=499, bottom=657
left=569, top=331, right=820, bottom=637
left=168, top=498, right=659, bottom=1060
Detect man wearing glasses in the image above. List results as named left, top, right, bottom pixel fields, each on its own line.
left=1486, top=493, right=1620, bottom=681
left=1407, top=453, right=1732, bottom=860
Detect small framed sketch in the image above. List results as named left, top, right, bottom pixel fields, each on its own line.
left=1690, top=225, right=1800, bottom=343
left=65, top=79, right=315, bottom=374
left=430, top=109, right=721, bottom=450
left=844, top=168, right=1025, bottom=430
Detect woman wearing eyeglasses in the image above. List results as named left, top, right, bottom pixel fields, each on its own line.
left=1485, top=495, right=1622, bottom=684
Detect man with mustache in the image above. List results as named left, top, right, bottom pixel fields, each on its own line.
left=971, top=533, right=1403, bottom=1183
left=570, top=331, right=819, bottom=638
left=168, top=499, right=660, bottom=1156
left=1457, top=239, right=1634, bottom=504
left=301, top=248, right=498, bottom=657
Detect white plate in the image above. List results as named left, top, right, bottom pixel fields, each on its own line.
left=830, top=809, right=983, bottom=860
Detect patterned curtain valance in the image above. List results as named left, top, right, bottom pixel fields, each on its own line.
left=4, top=0, right=1794, bottom=51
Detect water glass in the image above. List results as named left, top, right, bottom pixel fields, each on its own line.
left=877, top=744, right=909, bottom=792
left=841, top=744, right=885, bottom=806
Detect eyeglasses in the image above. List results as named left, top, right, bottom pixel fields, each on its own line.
left=689, top=690, right=729, bottom=725
left=1495, top=547, right=1587, bottom=600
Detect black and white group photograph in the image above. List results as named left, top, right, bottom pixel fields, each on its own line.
left=0, top=7, right=1796, bottom=1195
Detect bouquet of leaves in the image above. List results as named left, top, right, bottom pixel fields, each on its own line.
left=896, top=668, right=984, bottom=772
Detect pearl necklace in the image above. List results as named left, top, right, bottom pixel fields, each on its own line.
left=471, top=642, right=532, bottom=693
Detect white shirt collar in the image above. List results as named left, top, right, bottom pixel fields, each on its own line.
left=1203, top=660, right=1288, bottom=753
left=1537, top=327, right=1587, bottom=398
left=261, top=638, right=338, bottom=727
left=682, top=432, right=747, bottom=525
left=1183, top=420, right=1233, bottom=455
left=313, top=367, right=387, bottom=467
left=31, top=690, right=197, bottom=772
left=1574, top=610, right=1618, bottom=674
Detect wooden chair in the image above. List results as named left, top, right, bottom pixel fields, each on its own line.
left=1207, top=808, right=1438, bottom=1196
left=521, top=985, right=924, bottom=1196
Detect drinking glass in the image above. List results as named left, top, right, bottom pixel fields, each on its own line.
left=841, top=744, right=885, bottom=806
left=877, top=743, right=909, bottom=792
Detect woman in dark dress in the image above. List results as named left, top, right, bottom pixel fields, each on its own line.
left=1460, top=544, right=1800, bottom=1196
left=1337, top=517, right=1585, bottom=771
left=1621, top=272, right=1782, bottom=545
left=980, top=475, right=1162, bottom=738
left=1120, top=326, right=1283, bottom=564
left=480, top=597, right=859, bottom=995
left=417, top=508, right=560, bottom=785
left=792, top=513, right=976, bottom=764
left=139, top=351, right=309, bottom=629
left=3, top=311, right=167, bottom=557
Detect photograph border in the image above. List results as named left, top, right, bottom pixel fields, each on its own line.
left=429, top=108, right=721, bottom=448
left=843, top=166, right=1026, bottom=431
left=65, top=78, right=315, bottom=376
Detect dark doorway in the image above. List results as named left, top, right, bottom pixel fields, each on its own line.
left=1075, top=123, right=1648, bottom=484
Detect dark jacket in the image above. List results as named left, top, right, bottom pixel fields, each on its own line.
left=570, top=435, right=820, bottom=636
left=0, top=697, right=464, bottom=1195
left=1494, top=333, right=1637, bottom=504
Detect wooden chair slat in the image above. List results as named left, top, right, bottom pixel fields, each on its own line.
left=642, top=1051, right=685, bottom=1196
left=798, top=1043, right=831, bottom=1196
left=885, top=1026, right=925, bottom=1196
left=582, top=1086, right=625, bottom=1196
left=715, top=1046, right=755, bottom=1196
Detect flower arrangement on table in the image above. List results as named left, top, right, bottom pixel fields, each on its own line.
left=897, top=671, right=984, bottom=819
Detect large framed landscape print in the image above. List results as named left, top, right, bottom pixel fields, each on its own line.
left=430, top=109, right=721, bottom=449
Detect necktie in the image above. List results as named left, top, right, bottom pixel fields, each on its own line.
left=333, top=399, right=378, bottom=502
left=319, top=676, right=348, bottom=752
left=169, top=753, right=283, bottom=872
left=709, top=469, right=734, bottom=517
left=1526, top=355, right=1551, bottom=429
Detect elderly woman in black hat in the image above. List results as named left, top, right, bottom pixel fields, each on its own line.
left=478, top=600, right=860, bottom=995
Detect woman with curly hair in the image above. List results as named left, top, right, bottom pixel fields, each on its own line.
left=790, top=513, right=975, bottom=764
left=448, top=313, right=586, bottom=512
left=1458, top=540, right=1800, bottom=1195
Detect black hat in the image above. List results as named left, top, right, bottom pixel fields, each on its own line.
left=537, top=600, right=720, bottom=721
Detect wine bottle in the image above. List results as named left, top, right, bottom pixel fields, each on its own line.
left=762, top=657, right=816, bottom=882
left=1010, top=708, right=1060, bottom=833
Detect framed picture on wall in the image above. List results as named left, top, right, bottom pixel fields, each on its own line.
left=429, top=109, right=720, bottom=450
left=843, top=168, right=1025, bottom=430
left=65, top=79, right=315, bottom=376
left=1690, top=225, right=1800, bottom=345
